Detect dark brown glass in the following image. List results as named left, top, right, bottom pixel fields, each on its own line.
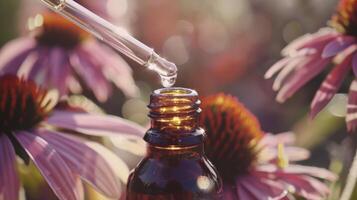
left=126, top=88, right=222, bottom=200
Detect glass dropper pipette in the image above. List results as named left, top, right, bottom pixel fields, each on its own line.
left=39, top=0, right=177, bottom=87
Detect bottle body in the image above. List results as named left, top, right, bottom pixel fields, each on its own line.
left=126, top=88, right=222, bottom=200
left=126, top=144, right=222, bottom=200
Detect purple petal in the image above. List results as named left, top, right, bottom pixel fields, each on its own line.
left=236, top=184, right=258, bottom=200
left=48, top=47, right=71, bottom=95
left=282, top=28, right=338, bottom=55
left=347, top=80, right=357, bottom=132
left=37, top=129, right=121, bottom=198
left=322, top=36, right=356, bottom=58
left=272, top=56, right=316, bottom=91
left=276, top=58, right=330, bottom=102
left=256, top=164, right=337, bottom=181
left=276, top=174, right=328, bottom=199
left=0, top=38, right=37, bottom=74
left=260, top=132, right=295, bottom=147
left=27, top=47, right=49, bottom=81
left=0, top=135, right=20, bottom=200
left=15, top=131, right=82, bottom=200
left=16, top=51, right=40, bottom=79
left=265, top=57, right=291, bottom=79
left=47, top=110, right=145, bottom=137
left=310, top=54, right=353, bottom=117
left=81, top=42, right=138, bottom=97
left=70, top=49, right=112, bottom=102
left=263, top=146, right=310, bottom=163
left=238, top=175, right=286, bottom=199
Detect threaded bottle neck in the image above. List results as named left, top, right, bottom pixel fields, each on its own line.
left=145, top=87, right=204, bottom=146
left=149, top=87, right=201, bottom=133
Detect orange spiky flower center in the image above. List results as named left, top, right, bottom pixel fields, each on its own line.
left=0, top=75, right=57, bottom=133
left=32, top=12, right=90, bottom=49
left=199, top=94, right=264, bottom=181
left=330, top=0, right=357, bottom=35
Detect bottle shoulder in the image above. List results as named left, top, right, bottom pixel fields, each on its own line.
left=127, top=156, right=222, bottom=197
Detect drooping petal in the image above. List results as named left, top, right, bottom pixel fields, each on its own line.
left=276, top=174, right=328, bottom=200
left=0, top=135, right=20, bottom=200
left=37, top=129, right=121, bottom=198
left=282, top=28, right=338, bottom=56
left=27, top=47, right=50, bottom=81
left=347, top=79, right=357, bottom=132
left=47, top=110, right=145, bottom=137
left=236, top=184, right=258, bottom=200
left=310, top=53, right=353, bottom=117
left=264, top=57, right=291, bottom=79
left=16, top=51, right=40, bottom=78
left=276, top=58, right=330, bottom=103
left=272, top=56, right=315, bottom=91
left=256, top=164, right=337, bottom=181
left=0, top=38, right=37, bottom=74
left=261, top=146, right=310, bottom=163
left=109, top=135, right=146, bottom=157
left=15, top=131, right=82, bottom=200
left=85, top=141, right=130, bottom=184
left=81, top=42, right=138, bottom=97
left=321, top=36, right=356, bottom=58
left=238, top=175, right=286, bottom=200
left=70, top=49, right=112, bottom=102
left=259, top=132, right=295, bottom=147
left=47, top=47, right=71, bottom=95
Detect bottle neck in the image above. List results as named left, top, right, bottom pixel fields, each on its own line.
left=144, top=87, right=205, bottom=147
left=147, top=143, right=204, bottom=158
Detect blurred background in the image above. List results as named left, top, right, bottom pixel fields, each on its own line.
left=0, top=0, right=352, bottom=198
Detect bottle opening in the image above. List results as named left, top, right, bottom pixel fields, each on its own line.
left=154, top=87, right=196, bottom=96
left=145, top=87, right=204, bottom=146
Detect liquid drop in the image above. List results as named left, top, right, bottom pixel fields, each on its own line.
left=160, top=74, right=177, bottom=88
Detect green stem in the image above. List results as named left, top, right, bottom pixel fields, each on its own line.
left=340, top=143, right=357, bottom=200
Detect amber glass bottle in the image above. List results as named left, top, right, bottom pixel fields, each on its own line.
left=126, top=87, right=222, bottom=200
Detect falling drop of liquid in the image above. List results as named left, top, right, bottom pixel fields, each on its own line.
left=160, top=74, right=177, bottom=88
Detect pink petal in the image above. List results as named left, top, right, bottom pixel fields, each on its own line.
left=0, top=38, right=37, bottom=74
left=27, top=47, right=49, bottom=80
left=236, top=184, right=258, bottom=200
left=272, top=56, right=318, bottom=92
left=276, top=58, right=330, bottom=103
left=260, top=132, right=296, bottom=147
left=48, top=47, right=71, bottom=95
left=47, top=110, right=145, bottom=137
left=239, top=175, right=286, bottom=199
left=282, top=28, right=338, bottom=55
left=37, top=129, right=121, bottom=198
left=347, top=80, right=357, bottom=132
left=0, top=135, right=20, bottom=200
left=310, top=53, right=353, bottom=117
left=15, top=131, right=82, bottom=200
left=70, top=49, right=112, bottom=102
left=265, top=57, right=291, bottom=79
left=256, top=164, right=337, bottom=181
left=264, top=146, right=310, bottom=162
left=276, top=174, right=328, bottom=199
left=322, top=36, right=356, bottom=58
left=81, top=42, right=138, bottom=97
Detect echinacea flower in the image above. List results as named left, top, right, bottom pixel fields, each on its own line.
left=0, top=75, right=145, bottom=200
left=265, top=0, right=357, bottom=131
left=0, top=12, right=138, bottom=102
left=199, top=94, right=337, bottom=200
